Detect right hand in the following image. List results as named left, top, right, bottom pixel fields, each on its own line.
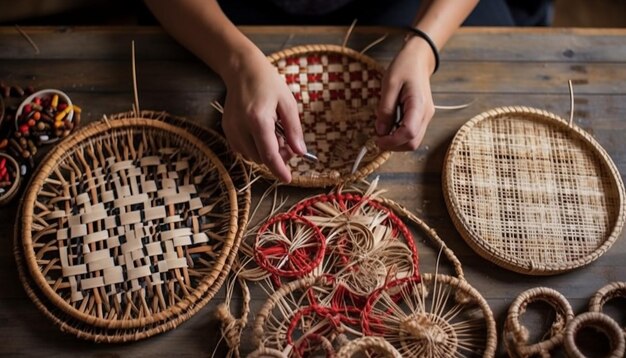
left=221, top=48, right=306, bottom=183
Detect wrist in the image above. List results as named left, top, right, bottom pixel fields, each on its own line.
left=403, top=36, right=437, bottom=75
left=216, top=36, right=265, bottom=87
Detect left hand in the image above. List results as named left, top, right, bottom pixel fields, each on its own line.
left=375, top=36, right=437, bottom=151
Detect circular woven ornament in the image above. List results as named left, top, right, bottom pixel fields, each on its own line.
left=286, top=192, right=420, bottom=296
left=589, top=281, right=626, bottom=336
left=253, top=276, right=362, bottom=357
left=503, top=287, right=574, bottom=357
left=443, top=106, right=625, bottom=275
left=362, top=273, right=497, bottom=358
left=336, top=336, right=402, bottom=358
left=15, top=111, right=250, bottom=342
left=255, top=45, right=390, bottom=187
left=20, top=116, right=239, bottom=332
left=563, top=312, right=625, bottom=358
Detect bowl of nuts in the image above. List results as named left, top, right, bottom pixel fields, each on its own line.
left=0, top=152, right=21, bottom=206
left=15, top=89, right=75, bottom=144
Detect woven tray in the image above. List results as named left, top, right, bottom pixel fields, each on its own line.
left=252, top=44, right=390, bottom=187
left=17, top=113, right=248, bottom=341
left=443, top=106, right=625, bottom=275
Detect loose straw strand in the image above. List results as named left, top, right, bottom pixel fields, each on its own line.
left=131, top=41, right=141, bottom=117
left=360, top=34, right=388, bottom=55
left=568, top=79, right=575, bottom=127
left=342, top=19, right=358, bottom=49
left=15, top=25, right=40, bottom=54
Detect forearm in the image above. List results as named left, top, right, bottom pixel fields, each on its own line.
left=145, top=0, right=260, bottom=83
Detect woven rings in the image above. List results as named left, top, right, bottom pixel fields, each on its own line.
left=564, top=312, right=625, bottom=358
left=443, top=106, right=625, bottom=275
left=503, top=287, right=574, bottom=357
left=15, top=111, right=250, bottom=342
left=253, top=45, right=390, bottom=187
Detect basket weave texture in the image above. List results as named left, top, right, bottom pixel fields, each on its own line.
left=17, top=112, right=249, bottom=341
left=252, top=44, right=390, bottom=187
left=443, top=106, right=625, bottom=275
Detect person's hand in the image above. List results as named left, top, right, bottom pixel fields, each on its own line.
left=221, top=48, right=306, bottom=183
left=375, top=36, right=436, bottom=151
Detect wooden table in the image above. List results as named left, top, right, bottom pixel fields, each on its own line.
left=0, top=26, right=625, bottom=357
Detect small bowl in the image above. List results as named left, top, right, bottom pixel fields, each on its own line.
left=0, top=152, right=21, bottom=206
left=15, top=89, right=74, bottom=144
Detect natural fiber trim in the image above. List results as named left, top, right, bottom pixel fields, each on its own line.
left=0, top=152, right=20, bottom=206
left=564, top=312, right=625, bottom=358
left=504, top=287, right=574, bottom=357
left=254, top=44, right=391, bottom=188
left=16, top=112, right=250, bottom=341
left=443, top=106, right=626, bottom=275
left=336, top=336, right=402, bottom=358
left=589, top=281, right=626, bottom=335
left=378, top=197, right=465, bottom=280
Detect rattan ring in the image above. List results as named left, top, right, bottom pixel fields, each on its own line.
left=19, top=115, right=240, bottom=333
left=563, top=312, right=625, bottom=358
left=589, top=281, right=626, bottom=336
left=443, top=106, right=625, bottom=275
left=504, top=287, right=574, bottom=357
left=252, top=44, right=390, bottom=187
left=336, top=336, right=402, bottom=358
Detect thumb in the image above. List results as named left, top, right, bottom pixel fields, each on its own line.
left=277, top=95, right=306, bottom=155
left=376, top=76, right=402, bottom=136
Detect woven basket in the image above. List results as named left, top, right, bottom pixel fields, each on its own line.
left=443, top=106, right=625, bottom=275
left=251, top=44, right=390, bottom=187
left=336, top=336, right=402, bottom=358
left=17, top=112, right=248, bottom=341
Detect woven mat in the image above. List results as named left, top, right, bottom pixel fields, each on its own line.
left=16, top=112, right=249, bottom=341
left=443, top=106, right=625, bottom=275
left=253, top=45, right=390, bottom=187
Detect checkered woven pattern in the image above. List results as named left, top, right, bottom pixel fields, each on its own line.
left=275, top=51, right=383, bottom=177
left=26, top=123, right=237, bottom=326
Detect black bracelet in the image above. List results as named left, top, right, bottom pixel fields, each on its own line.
left=406, top=26, right=440, bottom=74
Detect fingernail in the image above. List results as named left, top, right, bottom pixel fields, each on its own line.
left=298, top=139, right=307, bottom=154
left=376, top=122, right=386, bottom=135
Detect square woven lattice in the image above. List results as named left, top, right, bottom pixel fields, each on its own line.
left=443, top=106, right=625, bottom=275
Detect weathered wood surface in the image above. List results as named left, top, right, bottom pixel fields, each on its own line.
left=0, top=26, right=625, bottom=357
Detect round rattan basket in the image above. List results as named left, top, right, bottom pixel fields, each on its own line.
left=443, top=106, right=625, bottom=275
left=252, top=44, right=390, bottom=187
left=17, top=112, right=247, bottom=341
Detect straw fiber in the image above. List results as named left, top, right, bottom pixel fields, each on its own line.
left=443, top=106, right=625, bottom=275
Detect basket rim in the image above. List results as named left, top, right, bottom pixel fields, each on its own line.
left=257, top=44, right=391, bottom=188
left=0, top=152, right=21, bottom=206
left=442, top=105, right=626, bottom=275
left=15, top=111, right=251, bottom=342
left=20, top=117, right=240, bottom=329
